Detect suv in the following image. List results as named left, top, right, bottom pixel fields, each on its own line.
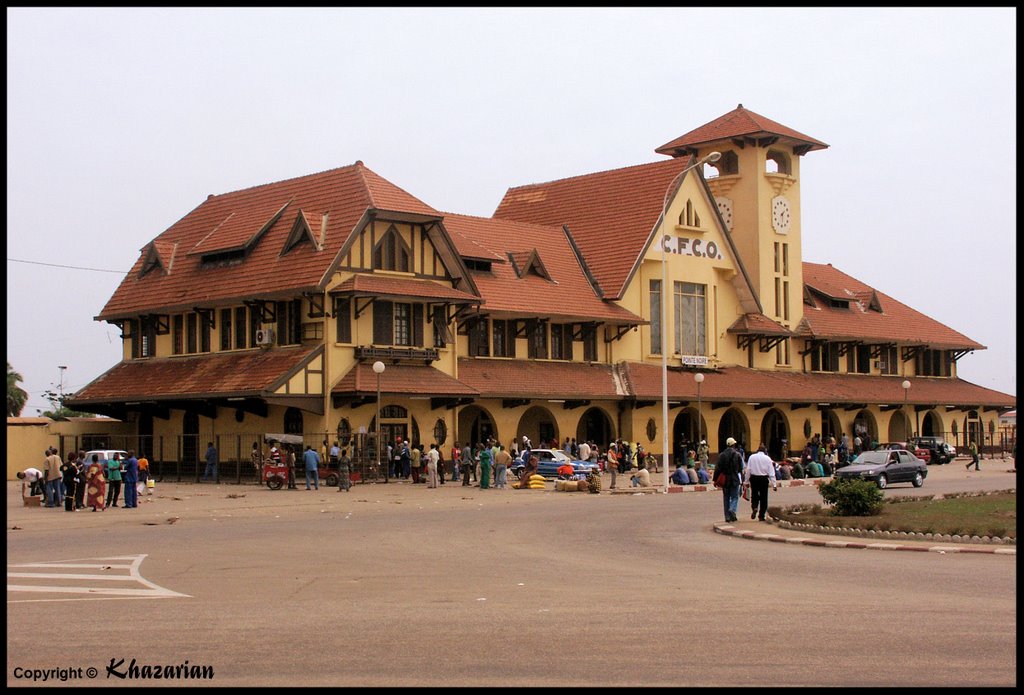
left=910, top=437, right=953, bottom=465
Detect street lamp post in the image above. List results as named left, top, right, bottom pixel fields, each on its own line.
left=660, top=151, right=721, bottom=491
left=374, top=361, right=386, bottom=483
left=695, top=372, right=705, bottom=454
left=901, top=379, right=911, bottom=440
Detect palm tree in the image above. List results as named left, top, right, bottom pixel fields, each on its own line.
left=7, top=362, right=29, bottom=417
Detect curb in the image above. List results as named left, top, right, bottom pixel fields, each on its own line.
left=713, top=522, right=1016, bottom=555
left=665, top=478, right=827, bottom=493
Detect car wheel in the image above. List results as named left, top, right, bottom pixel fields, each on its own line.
left=876, top=474, right=888, bottom=490
left=912, top=472, right=924, bottom=488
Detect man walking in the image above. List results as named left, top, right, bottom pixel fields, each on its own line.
left=743, top=444, right=777, bottom=521
left=715, top=437, right=744, bottom=522
left=202, top=442, right=218, bottom=482
left=303, top=444, right=321, bottom=490
left=966, top=439, right=980, bottom=471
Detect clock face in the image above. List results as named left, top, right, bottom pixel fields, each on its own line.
left=771, top=196, right=791, bottom=234
left=716, top=197, right=733, bottom=230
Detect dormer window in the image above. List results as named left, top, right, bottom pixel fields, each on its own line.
left=281, top=210, right=321, bottom=256
left=373, top=224, right=410, bottom=272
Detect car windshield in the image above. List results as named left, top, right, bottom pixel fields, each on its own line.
left=852, top=451, right=888, bottom=465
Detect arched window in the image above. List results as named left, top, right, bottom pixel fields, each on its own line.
left=372, top=224, right=411, bottom=272
left=765, top=150, right=792, bottom=175
left=705, top=150, right=738, bottom=177
left=337, top=418, right=352, bottom=446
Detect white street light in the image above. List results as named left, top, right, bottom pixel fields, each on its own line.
left=660, top=151, right=721, bottom=491
left=373, top=361, right=386, bottom=482
left=901, top=379, right=915, bottom=439
left=695, top=372, right=705, bottom=457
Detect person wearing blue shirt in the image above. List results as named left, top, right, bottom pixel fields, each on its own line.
left=303, top=445, right=321, bottom=490
left=202, top=442, right=218, bottom=482
left=122, top=450, right=140, bottom=508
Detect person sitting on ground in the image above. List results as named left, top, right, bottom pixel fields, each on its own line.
left=670, top=466, right=689, bottom=485
left=630, top=462, right=652, bottom=488
left=516, top=455, right=539, bottom=489
left=791, top=459, right=805, bottom=479
left=555, top=462, right=576, bottom=479
left=777, top=460, right=792, bottom=481
left=807, top=458, right=825, bottom=478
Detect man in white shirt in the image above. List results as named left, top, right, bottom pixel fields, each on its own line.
left=743, top=444, right=778, bottom=521
left=425, top=443, right=440, bottom=488
left=578, top=440, right=591, bottom=463
left=17, top=467, right=45, bottom=497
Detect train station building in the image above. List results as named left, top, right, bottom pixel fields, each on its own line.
left=68, top=104, right=1014, bottom=474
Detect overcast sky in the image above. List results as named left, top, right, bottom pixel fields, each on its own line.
left=6, top=7, right=1017, bottom=415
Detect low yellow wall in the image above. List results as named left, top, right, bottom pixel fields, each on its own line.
left=6, top=418, right=133, bottom=479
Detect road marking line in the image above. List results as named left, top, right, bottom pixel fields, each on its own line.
left=7, top=554, right=190, bottom=602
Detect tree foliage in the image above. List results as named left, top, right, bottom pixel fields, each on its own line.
left=7, top=362, right=28, bottom=417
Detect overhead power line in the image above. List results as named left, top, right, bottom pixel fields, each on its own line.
left=8, top=258, right=127, bottom=274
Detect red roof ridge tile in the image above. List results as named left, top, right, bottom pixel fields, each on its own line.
left=500, top=158, right=679, bottom=196
left=206, top=161, right=366, bottom=201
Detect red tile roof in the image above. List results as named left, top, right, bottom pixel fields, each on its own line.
left=457, top=358, right=623, bottom=399
left=493, top=158, right=696, bottom=300
left=186, top=197, right=291, bottom=256
left=332, top=273, right=481, bottom=303
left=332, top=363, right=478, bottom=397
left=99, top=162, right=439, bottom=320
left=443, top=213, right=642, bottom=323
left=620, top=362, right=1013, bottom=407
left=655, top=104, right=829, bottom=155
left=799, top=263, right=984, bottom=349
left=69, top=346, right=320, bottom=403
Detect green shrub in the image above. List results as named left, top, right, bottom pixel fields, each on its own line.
left=818, top=477, right=884, bottom=516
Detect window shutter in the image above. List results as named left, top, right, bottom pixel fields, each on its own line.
left=374, top=300, right=393, bottom=345
left=130, top=319, right=140, bottom=359
left=336, top=297, right=352, bottom=343
left=412, top=304, right=423, bottom=347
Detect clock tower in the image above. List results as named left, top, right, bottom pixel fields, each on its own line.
left=655, top=104, right=828, bottom=366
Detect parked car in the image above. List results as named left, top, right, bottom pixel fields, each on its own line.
left=910, top=436, right=955, bottom=465
left=874, top=441, right=930, bottom=464
left=83, top=449, right=129, bottom=466
left=509, top=448, right=599, bottom=479
left=836, top=449, right=927, bottom=489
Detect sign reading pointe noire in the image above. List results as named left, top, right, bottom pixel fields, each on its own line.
left=681, top=355, right=709, bottom=367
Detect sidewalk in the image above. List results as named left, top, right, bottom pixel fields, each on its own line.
left=714, top=518, right=1015, bottom=555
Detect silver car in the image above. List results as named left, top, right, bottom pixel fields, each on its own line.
left=835, top=449, right=927, bottom=489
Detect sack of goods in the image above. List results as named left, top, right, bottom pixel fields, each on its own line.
left=146, top=479, right=155, bottom=489
left=528, top=474, right=547, bottom=490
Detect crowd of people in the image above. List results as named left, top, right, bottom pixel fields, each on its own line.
left=19, top=447, right=153, bottom=512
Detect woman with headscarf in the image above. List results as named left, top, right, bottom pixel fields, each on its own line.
left=477, top=442, right=493, bottom=489
left=85, top=453, right=107, bottom=512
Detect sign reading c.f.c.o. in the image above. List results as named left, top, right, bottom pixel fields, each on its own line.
left=658, top=235, right=725, bottom=261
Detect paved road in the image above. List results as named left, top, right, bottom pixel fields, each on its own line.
left=6, top=462, right=1016, bottom=687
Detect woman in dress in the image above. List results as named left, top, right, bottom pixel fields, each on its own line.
left=477, top=442, right=492, bottom=489
left=85, top=453, right=107, bottom=512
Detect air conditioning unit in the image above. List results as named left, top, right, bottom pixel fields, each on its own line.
left=872, top=360, right=884, bottom=370
left=255, top=326, right=275, bottom=347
